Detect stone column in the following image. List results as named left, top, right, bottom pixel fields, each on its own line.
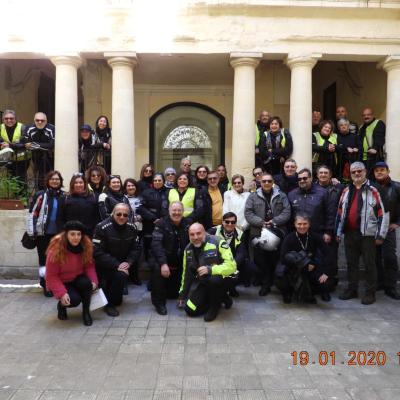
left=51, top=55, right=82, bottom=179
left=230, top=53, right=261, bottom=185
left=381, top=56, right=400, bottom=180
left=106, top=54, right=137, bottom=178
left=285, top=55, right=319, bottom=170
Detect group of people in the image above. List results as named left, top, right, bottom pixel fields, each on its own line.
left=256, top=106, right=386, bottom=179
left=25, top=149, right=399, bottom=326
left=0, top=110, right=112, bottom=191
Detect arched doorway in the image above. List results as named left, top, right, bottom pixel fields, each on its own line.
left=149, top=102, right=225, bottom=172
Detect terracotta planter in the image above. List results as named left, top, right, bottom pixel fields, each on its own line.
left=0, top=199, right=25, bottom=210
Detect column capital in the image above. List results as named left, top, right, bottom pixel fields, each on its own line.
left=285, top=54, right=321, bottom=70
left=105, top=53, right=138, bottom=69
left=50, top=55, right=82, bottom=68
left=230, top=52, right=262, bottom=69
left=378, top=55, right=400, bottom=72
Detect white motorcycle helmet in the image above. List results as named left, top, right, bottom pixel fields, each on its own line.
left=252, top=227, right=282, bottom=251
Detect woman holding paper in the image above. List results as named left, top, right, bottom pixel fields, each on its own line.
left=46, top=221, right=98, bottom=326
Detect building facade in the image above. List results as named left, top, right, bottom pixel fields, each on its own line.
left=1, top=0, right=400, bottom=183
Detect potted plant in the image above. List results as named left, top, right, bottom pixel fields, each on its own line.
left=0, top=173, right=26, bottom=210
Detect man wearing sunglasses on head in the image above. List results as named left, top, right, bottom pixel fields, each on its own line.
left=93, top=203, right=141, bottom=317
left=245, top=173, right=291, bottom=296
left=22, top=112, right=55, bottom=189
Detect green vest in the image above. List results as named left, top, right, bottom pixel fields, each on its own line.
left=256, top=124, right=261, bottom=146
left=312, top=131, right=337, bottom=163
left=0, top=123, right=29, bottom=161
left=168, top=187, right=195, bottom=217
left=264, top=129, right=287, bottom=148
left=361, top=119, right=380, bottom=161
left=215, top=225, right=242, bottom=249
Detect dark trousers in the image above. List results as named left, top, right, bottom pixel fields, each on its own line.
left=151, top=266, right=182, bottom=306
left=254, top=247, right=278, bottom=288
left=344, top=231, right=377, bottom=291
left=64, top=275, right=92, bottom=309
left=276, top=270, right=332, bottom=301
left=376, top=229, right=399, bottom=290
left=36, top=234, right=54, bottom=266
left=185, top=276, right=231, bottom=317
left=98, top=269, right=128, bottom=306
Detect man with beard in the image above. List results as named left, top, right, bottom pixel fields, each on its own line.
left=179, top=223, right=236, bottom=322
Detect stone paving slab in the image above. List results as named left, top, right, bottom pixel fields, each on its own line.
left=0, top=281, right=400, bottom=400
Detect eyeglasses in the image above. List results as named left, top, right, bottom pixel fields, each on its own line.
left=115, top=213, right=129, bottom=218
left=298, top=177, right=309, bottom=182
left=208, top=177, right=218, bottom=181
left=351, top=170, right=364, bottom=174
left=35, top=119, right=46, bottom=123
left=166, top=173, right=175, bottom=176
left=223, top=220, right=236, bottom=225
left=3, top=117, right=15, bottom=120
left=261, top=179, right=273, bottom=183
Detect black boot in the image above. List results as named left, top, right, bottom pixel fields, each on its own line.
left=204, top=306, right=220, bottom=322
left=57, top=302, right=67, bottom=321
left=40, top=278, right=53, bottom=298
left=82, top=307, right=93, bottom=326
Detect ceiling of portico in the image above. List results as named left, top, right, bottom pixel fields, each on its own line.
left=132, top=54, right=234, bottom=85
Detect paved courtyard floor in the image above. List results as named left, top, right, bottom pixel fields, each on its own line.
left=0, top=280, right=400, bottom=400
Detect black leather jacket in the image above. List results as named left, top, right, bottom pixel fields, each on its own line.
left=372, top=179, right=400, bottom=225
left=151, top=216, right=190, bottom=269
left=93, top=217, right=141, bottom=270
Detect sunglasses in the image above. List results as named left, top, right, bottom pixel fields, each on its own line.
left=3, top=117, right=15, bottom=120
left=208, top=177, right=218, bottom=181
left=223, top=220, right=236, bottom=225
left=261, top=179, right=273, bottom=183
left=73, top=172, right=84, bottom=177
left=91, top=174, right=101, bottom=178
left=298, top=177, right=309, bottom=181
left=351, top=170, right=364, bottom=174
left=166, top=173, right=175, bottom=176
left=115, top=213, right=129, bottom=217
left=109, top=175, right=121, bottom=179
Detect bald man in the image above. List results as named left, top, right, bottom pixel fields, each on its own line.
left=22, top=112, right=55, bottom=190
left=178, top=223, right=237, bottom=322
left=358, top=107, right=386, bottom=174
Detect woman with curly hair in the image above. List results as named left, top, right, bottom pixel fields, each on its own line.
left=46, top=221, right=98, bottom=326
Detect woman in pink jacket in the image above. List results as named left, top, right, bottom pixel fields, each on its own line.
left=46, top=221, right=98, bottom=326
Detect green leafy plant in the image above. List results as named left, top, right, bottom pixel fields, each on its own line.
left=0, top=173, right=28, bottom=205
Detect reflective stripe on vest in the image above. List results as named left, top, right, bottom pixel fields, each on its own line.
left=312, top=131, right=337, bottom=163
left=256, top=124, right=261, bottom=146
left=0, top=123, right=29, bottom=161
left=186, top=299, right=196, bottom=311
left=215, top=225, right=242, bottom=249
left=264, top=129, right=286, bottom=148
left=362, top=119, right=380, bottom=161
left=168, top=187, right=195, bottom=217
